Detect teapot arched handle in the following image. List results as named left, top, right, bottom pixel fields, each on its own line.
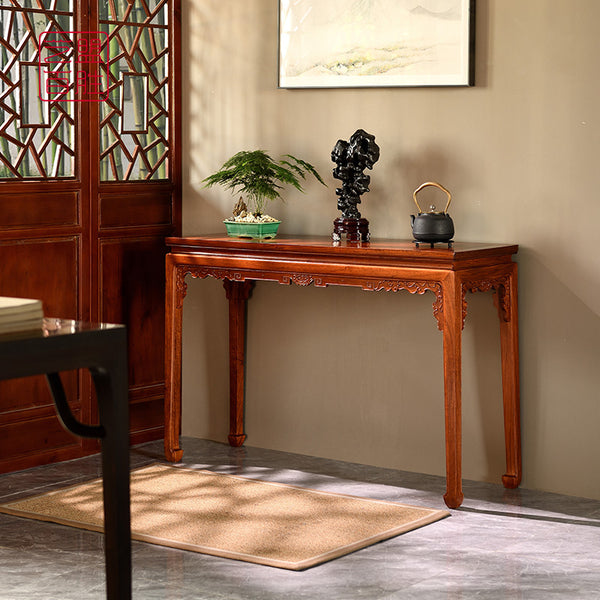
left=413, top=182, right=452, bottom=214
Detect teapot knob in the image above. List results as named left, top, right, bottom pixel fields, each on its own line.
left=429, top=204, right=437, bottom=213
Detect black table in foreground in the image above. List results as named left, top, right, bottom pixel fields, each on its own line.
left=0, top=319, right=131, bottom=600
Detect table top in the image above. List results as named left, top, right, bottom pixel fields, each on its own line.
left=0, top=319, right=126, bottom=381
left=166, top=235, right=518, bottom=269
left=0, top=318, right=124, bottom=343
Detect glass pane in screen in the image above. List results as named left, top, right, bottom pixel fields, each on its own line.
left=0, top=2, right=75, bottom=179
left=99, top=0, right=170, bottom=181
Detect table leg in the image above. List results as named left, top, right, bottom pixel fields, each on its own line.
left=441, top=272, right=464, bottom=509
left=46, top=357, right=131, bottom=600
left=496, top=263, right=522, bottom=489
left=90, top=333, right=131, bottom=600
left=165, top=256, right=184, bottom=462
left=223, top=279, right=254, bottom=447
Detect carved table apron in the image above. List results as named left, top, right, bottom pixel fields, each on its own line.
left=164, top=235, right=521, bottom=509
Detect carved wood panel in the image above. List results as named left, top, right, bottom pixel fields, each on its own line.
left=0, top=191, right=79, bottom=229
left=0, top=412, right=81, bottom=475
left=0, top=237, right=81, bottom=467
left=100, top=235, right=167, bottom=393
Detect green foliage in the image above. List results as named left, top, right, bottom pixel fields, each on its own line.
left=203, top=150, right=325, bottom=216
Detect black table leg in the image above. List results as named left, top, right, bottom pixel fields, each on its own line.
left=45, top=334, right=131, bottom=599
left=90, top=338, right=131, bottom=599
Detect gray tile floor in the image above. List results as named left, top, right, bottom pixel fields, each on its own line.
left=1, top=437, right=599, bottom=599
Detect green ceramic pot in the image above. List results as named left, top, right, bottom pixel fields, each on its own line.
left=224, top=220, right=281, bottom=240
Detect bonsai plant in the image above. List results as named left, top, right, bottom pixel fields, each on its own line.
left=203, top=149, right=325, bottom=239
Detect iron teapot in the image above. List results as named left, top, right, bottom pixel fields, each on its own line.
left=410, top=182, right=455, bottom=243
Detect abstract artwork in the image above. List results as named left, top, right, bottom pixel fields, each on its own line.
left=279, top=0, right=475, bottom=88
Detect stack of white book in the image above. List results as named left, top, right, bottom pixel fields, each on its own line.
left=0, top=296, right=44, bottom=334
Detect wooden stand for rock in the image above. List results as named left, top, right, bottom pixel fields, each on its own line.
left=332, top=217, right=370, bottom=242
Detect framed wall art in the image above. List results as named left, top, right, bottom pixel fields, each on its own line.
left=278, top=0, right=475, bottom=89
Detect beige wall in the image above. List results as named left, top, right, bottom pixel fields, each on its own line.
left=181, top=0, right=600, bottom=500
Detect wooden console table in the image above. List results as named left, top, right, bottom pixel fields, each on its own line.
left=164, top=235, right=521, bottom=509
